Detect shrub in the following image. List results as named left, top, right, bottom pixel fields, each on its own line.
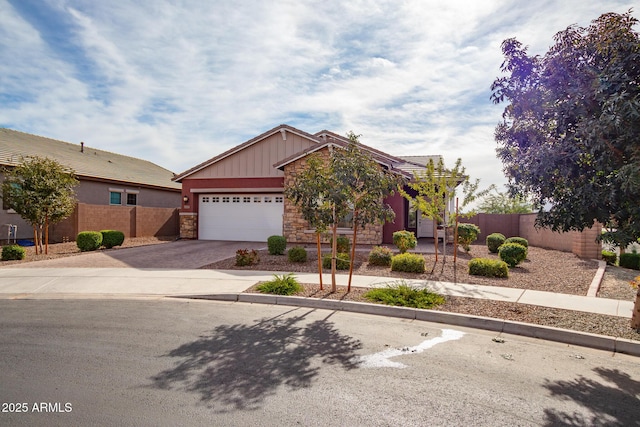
left=267, top=235, right=286, bottom=255
left=505, top=236, right=529, bottom=248
left=368, top=246, right=393, bottom=267
left=457, top=223, right=481, bottom=252
left=322, top=252, right=350, bottom=270
left=363, top=282, right=445, bottom=309
left=76, top=231, right=103, bottom=252
left=235, top=249, right=260, bottom=266
left=100, top=230, right=125, bottom=249
left=468, top=258, right=509, bottom=278
left=288, top=247, right=308, bottom=263
left=486, top=233, right=506, bottom=253
left=336, top=236, right=351, bottom=253
left=619, top=253, right=640, bottom=270
left=393, top=230, right=417, bottom=254
left=499, top=243, right=527, bottom=267
left=2, top=245, right=25, bottom=261
left=391, top=253, right=425, bottom=273
left=256, top=273, right=302, bottom=295
left=601, top=250, right=617, bottom=266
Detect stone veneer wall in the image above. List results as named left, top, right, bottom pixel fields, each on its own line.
left=179, top=213, right=197, bottom=239
left=282, top=150, right=383, bottom=245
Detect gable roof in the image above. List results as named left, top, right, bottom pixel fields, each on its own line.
left=0, top=128, right=180, bottom=191
left=173, top=124, right=321, bottom=182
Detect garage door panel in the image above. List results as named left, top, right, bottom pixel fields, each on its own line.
left=198, top=194, right=283, bottom=241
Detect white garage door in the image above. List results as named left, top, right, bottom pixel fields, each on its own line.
left=198, top=194, right=284, bottom=241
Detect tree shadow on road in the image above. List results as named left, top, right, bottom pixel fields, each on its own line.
left=543, top=367, right=640, bottom=426
left=149, top=309, right=362, bottom=412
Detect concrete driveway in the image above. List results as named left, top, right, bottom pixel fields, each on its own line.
left=3, top=240, right=267, bottom=269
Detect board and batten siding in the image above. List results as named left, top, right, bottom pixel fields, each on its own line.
left=187, top=132, right=317, bottom=179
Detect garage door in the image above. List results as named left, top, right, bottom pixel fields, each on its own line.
left=198, top=194, right=284, bottom=241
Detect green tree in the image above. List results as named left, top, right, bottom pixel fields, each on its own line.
left=332, top=132, right=405, bottom=290
left=478, top=189, right=533, bottom=214
left=2, top=156, right=78, bottom=254
left=284, top=154, right=334, bottom=290
left=285, top=133, right=403, bottom=292
left=491, top=11, right=640, bottom=249
left=400, top=157, right=466, bottom=267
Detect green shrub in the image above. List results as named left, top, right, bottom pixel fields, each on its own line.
left=499, top=243, right=527, bottom=267
left=468, top=258, right=509, bottom=278
left=256, top=273, right=302, bottom=295
left=363, top=282, right=445, bottom=309
left=2, top=245, right=25, bottom=261
left=368, top=246, right=393, bottom=267
left=619, top=253, right=640, bottom=270
left=267, top=235, right=286, bottom=255
left=391, top=253, right=425, bottom=273
left=322, top=252, right=350, bottom=270
left=601, top=250, right=617, bottom=266
left=486, top=233, right=506, bottom=253
left=100, top=230, right=125, bottom=249
left=393, top=230, right=417, bottom=254
left=505, top=236, right=529, bottom=248
left=336, top=236, right=351, bottom=253
left=76, top=231, right=103, bottom=252
left=287, top=247, right=308, bottom=263
left=457, top=223, right=481, bottom=252
left=235, top=249, right=260, bottom=266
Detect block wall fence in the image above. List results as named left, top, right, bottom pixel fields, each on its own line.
left=48, top=203, right=179, bottom=242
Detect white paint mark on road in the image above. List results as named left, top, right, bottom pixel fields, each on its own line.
left=354, top=329, right=465, bottom=369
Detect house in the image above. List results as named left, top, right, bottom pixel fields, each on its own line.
left=174, top=124, right=453, bottom=244
left=0, top=128, right=181, bottom=241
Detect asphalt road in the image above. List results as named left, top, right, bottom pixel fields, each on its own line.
left=0, top=299, right=638, bottom=426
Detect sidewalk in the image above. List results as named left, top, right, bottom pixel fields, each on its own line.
left=0, top=267, right=633, bottom=318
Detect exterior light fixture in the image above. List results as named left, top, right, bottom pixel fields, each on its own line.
left=183, top=195, right=189, bottom=204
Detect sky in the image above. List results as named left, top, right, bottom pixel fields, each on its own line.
left=0, top=0, right=636, bottom=193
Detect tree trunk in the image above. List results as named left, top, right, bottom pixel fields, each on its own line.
left=331, top=220, right=337, bottom=293
left=348, top=221, right=358, bottom=292
left=453, top=198, right=459, bottom=263
left=316, top=232, right=323, bottom=291
left=632, top=287, right=640, bottom=329
left=45, top=218, right=49, bottom=255
left=433, top=220, right=438, bottom=262
left=33, top=227, right=39, bottom=255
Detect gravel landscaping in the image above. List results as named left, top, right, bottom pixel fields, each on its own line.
left=204, top=243, right=640, bottom=341
left=3, top=238, right=639, bottom=341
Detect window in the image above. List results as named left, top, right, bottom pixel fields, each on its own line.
left=222, top=197, right=230, bottom=203
left=110, top=191, right=122, bottom=205
left=254, top=197, right=261, bottom=203
left=232, top=197, right=240, bottom=203
left=264, top=197, right=272, bottom=203
left=203, top=196, right=210, bottom=203
left=243, top=197, right=251, bottom=203
left=275, top=196, right=283, bottom=203
left=337, top=210, right=354, bottom=228
left=408, top=200, right=417, bottom=229
left=126, top=193, right=137, bottom=206
left=212, top=197, right=219, bottom=203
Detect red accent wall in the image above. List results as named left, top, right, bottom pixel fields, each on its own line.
left=383, top=192, right=406, bottom=244
left=180, top=177, right=284, bottom=213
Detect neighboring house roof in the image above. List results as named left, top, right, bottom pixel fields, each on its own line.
left=0, top=128, right=180, bottom=191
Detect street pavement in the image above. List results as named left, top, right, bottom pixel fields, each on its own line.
left=0, top=240, right=637, bottom=356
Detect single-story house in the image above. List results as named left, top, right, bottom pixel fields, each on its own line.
left=174, top=124, right=453, bottom=244
left=0, top=128, right=181, bottom=241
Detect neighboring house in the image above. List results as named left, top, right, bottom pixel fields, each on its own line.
left=174, top=124, right=452, bottom=244
left=0, top=128, right=181, bottom=241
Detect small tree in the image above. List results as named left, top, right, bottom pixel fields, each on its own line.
left=332, top=132, right=405, bottom=290
left=400, top=158, right=465, bottom=268
left=477, top=189, right=533, bottom=214
left=1, top=156, right=78, bottom=254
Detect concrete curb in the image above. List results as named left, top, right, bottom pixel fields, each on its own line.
left=180, top=293, right=640, bottom=357
left=587, top=260, right=606, bottom=297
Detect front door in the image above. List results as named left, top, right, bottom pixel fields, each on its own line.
left=416, top=211, right=434, bottom=238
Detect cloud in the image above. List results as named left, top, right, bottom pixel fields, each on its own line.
left=0, top=0, right=636, bottom=191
